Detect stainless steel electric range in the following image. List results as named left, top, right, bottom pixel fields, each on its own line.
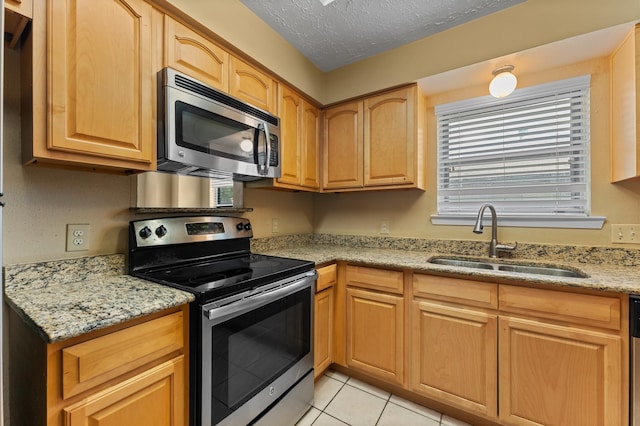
left=128, top=216, right=316, bottom=426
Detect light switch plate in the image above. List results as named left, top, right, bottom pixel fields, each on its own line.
left=611, top=224, right=640, bottom=244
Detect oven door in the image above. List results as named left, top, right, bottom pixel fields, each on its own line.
left=200, top=271, right=315, bottom=426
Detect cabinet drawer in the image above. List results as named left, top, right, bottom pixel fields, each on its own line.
left=346, top=265, right=404, bottom=295
left=499, top=285, right=621, bottom=330
left=316, top=264, right=337, bottom=293
left=413, top=274, right=498, bottom=309
left=62, top=311, right=184, bottom=399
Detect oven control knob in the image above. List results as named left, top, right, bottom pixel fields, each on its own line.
left=155, top=225, right=168, bottom=238
left=138, top=226, right=152, bottom=239
left=236, top=223, right=244, bottom=231
left=243, top=223, right=252, bottom=231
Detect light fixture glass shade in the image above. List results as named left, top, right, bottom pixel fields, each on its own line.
left=489, top=70, right=517, bottom=98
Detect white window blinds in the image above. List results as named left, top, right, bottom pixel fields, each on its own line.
left=435, top=75, right=591, bottom=217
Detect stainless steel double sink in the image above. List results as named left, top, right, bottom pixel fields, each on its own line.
left=428, top=257, right=588, bottom=278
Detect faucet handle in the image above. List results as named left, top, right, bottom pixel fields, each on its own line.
left=496, top=241, right=518, bottom=254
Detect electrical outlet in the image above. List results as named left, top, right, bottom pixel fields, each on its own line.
left=66, top=224, right=90, bottom=251
left=611, top=224, right=640, bottom=244
left=380, top=220, right=390, bottom=234
left=272, top=218, right=279, bottom=234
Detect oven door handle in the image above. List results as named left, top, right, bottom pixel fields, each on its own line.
left=204, top=271, right=316, bottom=324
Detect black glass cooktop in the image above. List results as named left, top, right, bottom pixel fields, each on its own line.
left=134, top=253, right=313, bottom=302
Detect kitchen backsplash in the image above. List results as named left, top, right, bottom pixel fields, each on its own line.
left=251, top=234, right=640, bottom=267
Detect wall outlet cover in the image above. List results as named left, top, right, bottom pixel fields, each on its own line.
left=66, top=224, right=90, bottom=252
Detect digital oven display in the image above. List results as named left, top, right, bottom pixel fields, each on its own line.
left=186, top=222, right=225, bottom=235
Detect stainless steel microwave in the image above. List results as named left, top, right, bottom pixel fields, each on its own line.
left=157, top=67, right=281, bottom=180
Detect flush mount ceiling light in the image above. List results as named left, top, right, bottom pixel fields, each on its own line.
left=489, top=65, right=517, bottom=98
left=318, top=0, right=337, bottom=5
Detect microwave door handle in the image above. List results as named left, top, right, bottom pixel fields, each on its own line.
left=258, top=121, right=270, bottom=176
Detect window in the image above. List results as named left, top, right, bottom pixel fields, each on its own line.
left=209, top=178, right=235, bottom=207
left=432, top=75, right=604, bottom=229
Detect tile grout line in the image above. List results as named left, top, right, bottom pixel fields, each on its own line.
left=312, top=375, right=348, bottom=425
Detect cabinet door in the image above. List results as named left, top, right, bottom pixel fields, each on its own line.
left=314, top=287, right=333, bottom=378
left=611, top=25, right=640, bottom=182
left=277, top=86, right=303, bottom=186
left=229, top=56, right=277, bottom=113
left=301, top=100, right=321, bottom=189
left=412, top=300, right=497, bottom=418
left=47, top=0, right=156, bottom=171
left=364, top=86, right=415, bottom=187
left=63, top=356, right=186, bottom=426
left=499, top=316, right=623, bottom=426
left=346, top=287, right=404, bottom=385
left=323, top=102, right=363, bottom=190
left=165, top=16, right=229, bottom=91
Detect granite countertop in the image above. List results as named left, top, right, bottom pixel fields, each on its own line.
left=8, top=234, right=640, bottom=344
left=254, top=238, right=640, bottom=295
left=3, top=254, right=195, bottom=343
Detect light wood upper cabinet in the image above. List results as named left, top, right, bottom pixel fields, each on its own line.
left=499, top=316, right=623, bottom=426
left=165, top=15, right=229, bottom=91
left=322, top=85, right=425, bottom=192
left=301, top=100, right=321, bottom=189
left=276, top=86, right=320, bottom=191
left=611, top=24, right=640, bottom=182
left=364, top=86, right=418, bottom=187
left=323, top=101, right=364, bottom=190
left=28, top=0, right=159, bottom=172
left=229, top=55, right=278, bottom=114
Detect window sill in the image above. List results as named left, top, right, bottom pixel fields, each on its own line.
left=430, top=214, right=605, bottom=229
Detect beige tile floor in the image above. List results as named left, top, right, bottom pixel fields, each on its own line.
left=296, top=370, right=472, bottom=426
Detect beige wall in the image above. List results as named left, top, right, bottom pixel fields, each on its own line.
left=313, top=55, right=640, bottom=247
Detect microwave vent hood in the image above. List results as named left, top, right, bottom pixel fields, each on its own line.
left=158, top=67, right=282, bottom=181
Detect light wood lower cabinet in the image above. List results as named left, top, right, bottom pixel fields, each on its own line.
left=412, top=299, right=498, bottom=418
left=345, top=286, right=404, bottom=386
left=314, top=264, right=337, bottom=378
left=63, top=356, right=185, bottom=426
left=315, top=288, right=334, bottom=379
left=9, top=306, right=189, bottom=426
left=499, top=316, right=623, bottom=426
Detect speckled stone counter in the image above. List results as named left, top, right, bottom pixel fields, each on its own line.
left=252, top=234, right=640, bottom=294
left=8, top=234, right=640, bottom=343
left=4, top=254, right=194, bottom=343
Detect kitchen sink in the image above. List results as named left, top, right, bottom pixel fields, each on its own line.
left=428, top=257, right=588, bottom=278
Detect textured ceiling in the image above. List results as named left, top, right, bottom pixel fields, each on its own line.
left=239, top=0, right=527, bottom=71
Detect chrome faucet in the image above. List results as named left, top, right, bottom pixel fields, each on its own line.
left=473, top=203, right=517, bottom=258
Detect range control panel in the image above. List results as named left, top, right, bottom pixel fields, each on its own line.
left=131, top=216, right=252, bottom=247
